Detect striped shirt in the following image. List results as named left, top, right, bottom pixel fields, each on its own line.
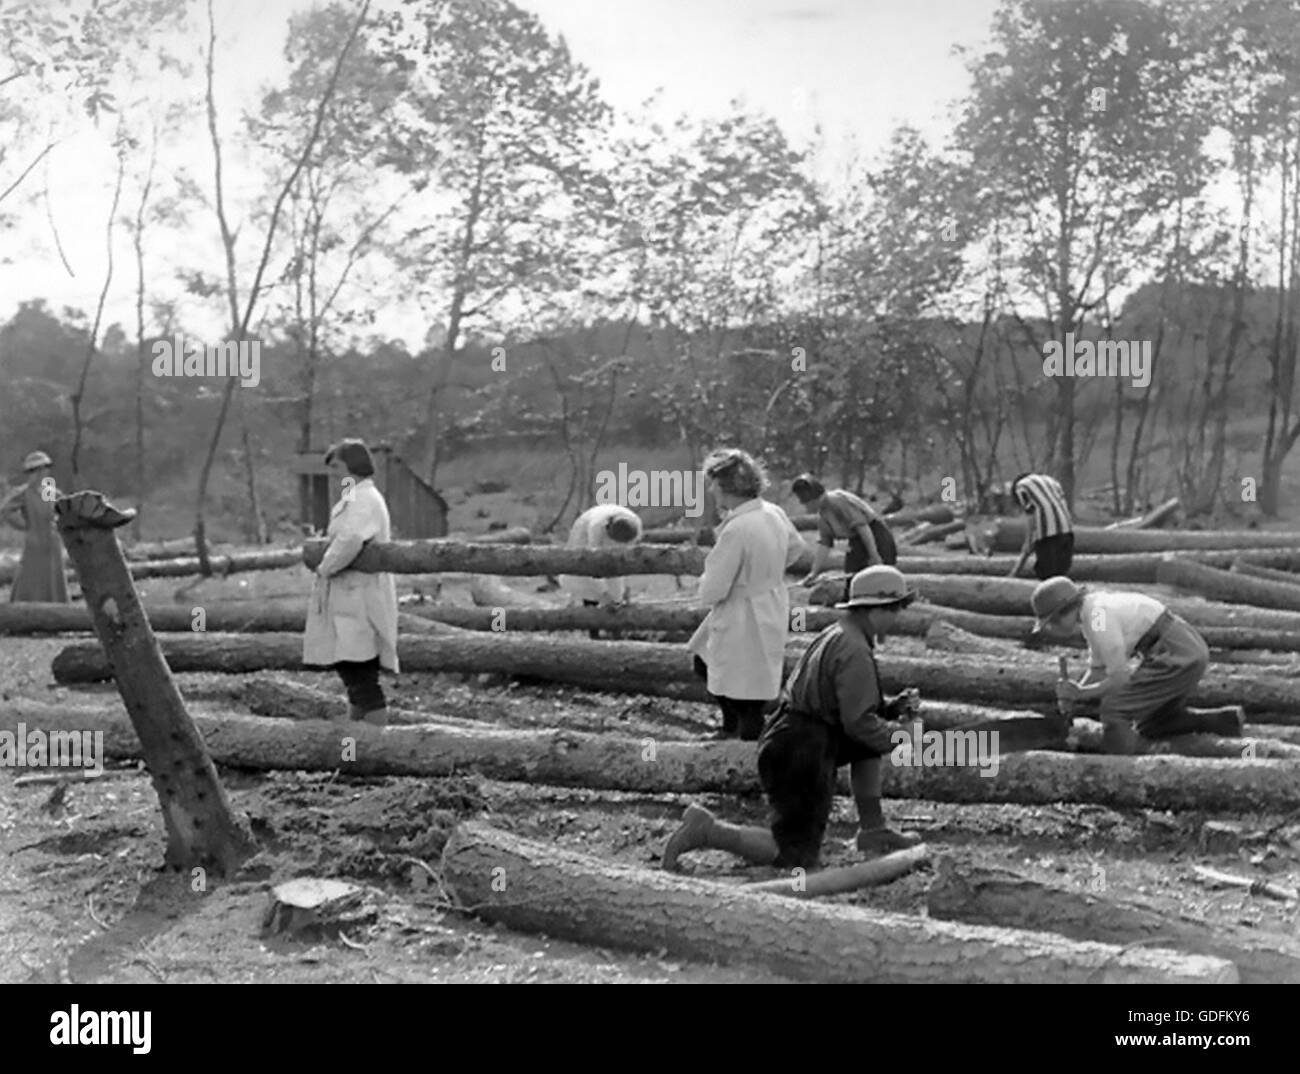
left=1013, top=474, right=1072, bottom=541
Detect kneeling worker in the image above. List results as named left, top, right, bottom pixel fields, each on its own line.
left=662, top=566, right=922, bottom=873
left=1031, top=575, right=1243, bottom=753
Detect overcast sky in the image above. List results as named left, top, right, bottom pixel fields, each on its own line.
left=0, top=0, right=1002, bottom=347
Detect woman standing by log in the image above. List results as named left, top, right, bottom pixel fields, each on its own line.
left=688, top=449, right=805, bottom=740
left=3, top=451, right=70, bottom=603
left=303, top=439, right=398, bottom=726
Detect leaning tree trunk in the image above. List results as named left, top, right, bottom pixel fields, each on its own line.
left=926, top=858, right=1300, bottom=985
left=438, top=822, right=1234, bottom=984
left=54, top=491, right=256, bottom=874
left=48, top=631, right=1300, bottom=719
left=12, top=702, right=1300, bottom=814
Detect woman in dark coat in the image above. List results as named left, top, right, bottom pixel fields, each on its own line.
left=3, top=451, right=70, bottom=603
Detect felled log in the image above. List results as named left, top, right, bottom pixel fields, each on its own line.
left=898, top=548, right=1300, bottom=583
left=926, top=859, right=1294, bottom=985
left=50, top=632, right=1300, bottom=720
left=743, top=845, right=931, bottom=898
left=468, top=527, right=533, bottom=545
left=235, top=677, right=474, bottom=728
left=1156, top=556, right=1300, bottom=612
left=639, top=528, right=709, bottom=545
left=123, top=536, right=198, bottom=560
left=924, top=619, right=1011, bottom=656
left=468, top=575, right=549, bottom=609
left=1068, top=718, right=1300, bottom=759
left=11, top=701, right=1300, bottom=813
left=972, top=518, right=1300, bottom=555
left=899, top=519, right=966, bottom=547
left=125, top=547, right=302, bottom=580
left=303, top=539, right=707, bottom=577
left=1229, top=559, right=1300, bottom=587
left=1105, top=497, right=1180, bottom=530
left=1191, top=865, right=1298, bottom=903
left=439, top=821, right=1232, bottom=983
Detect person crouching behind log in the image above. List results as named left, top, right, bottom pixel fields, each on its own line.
left=1008, top=472, right=1073, bottom=580
left=688, top=448, right=805, bottom=741
left=791, top=474, right=897, bottom=603
left=1031, top=576, right=1243, bottom=754
left=3, top=451, right=70, bottom=603
left=665, top=566, right=923, bottom=872
left=558, top=503, right=642, bottom=640
left=303, top=439, right=399, bottom=726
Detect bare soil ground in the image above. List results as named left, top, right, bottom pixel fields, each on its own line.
left=4, top=562, right=1300, bottom=984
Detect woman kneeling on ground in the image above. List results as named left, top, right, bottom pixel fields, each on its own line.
left=303, top=438, right=399, bottom=726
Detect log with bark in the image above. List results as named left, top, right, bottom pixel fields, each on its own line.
left=743, top=844, right=931, bottom=898
left=50, top=631, right=1300, bottom=721
left=1156, top=556, right=1300, bottom=612
left=124, top=547, right=302, bottom=580
left=926, top=859, right=1295, bottom=985
left=924, top=619, right=1012, bottom=656
left=1068, top=718, right=1300, bottom=759
left=468, top=527, right=533, bottom=545
left=123, top=536, right=198, bottom=560
left=898, top=519, right=966, bottom=547
left=438, top=822, right=1234, bottom=983
left=10, top=701, right=1300, bottom=812
left=52, top=491, right=255, bottom=874
left=899, top=548, right=1300, bottom=583
left=970, top=518, right=1300, bottom=555
left=1230, top=559, right=1300, bottom=585
left=1104, top=497, right=1181, bottom=530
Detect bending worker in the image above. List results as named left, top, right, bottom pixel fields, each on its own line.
left=792, top=475, right=897, bottom=603
left=664, top=566, right=923, bottom=872
left=558, top=502, right=642, bottom=638
left=1031, top=575, right=1243, bottom=753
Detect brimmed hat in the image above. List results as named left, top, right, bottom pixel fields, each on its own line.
left=22, top=451, right=52, bottom=472
left=836, top=565, right=916, bottom=610
left=1031, top=575, right=1086, bottom=634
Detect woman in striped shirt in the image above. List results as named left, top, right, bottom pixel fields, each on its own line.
left=1008, top=472, right=1074, bottom=580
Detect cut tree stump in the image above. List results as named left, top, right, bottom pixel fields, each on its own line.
left=438, top=821, right=1234, bottom=983
left=53, top=491, right=255, bottom=874
left=49, top=631, right=1300, bottom=719
left=926, top=858, right=1296, bottom=984
left=10, top=702, right=1300, bottom=812
left=1156, top=556, right=1300, bottom=612
left=262, top=878, right=373, bottom=937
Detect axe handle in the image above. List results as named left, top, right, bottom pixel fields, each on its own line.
left=1057, top=655, right=1070, bottom=681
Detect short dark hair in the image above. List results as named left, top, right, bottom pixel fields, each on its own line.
left=791, top=474, right=825, bottom=503
left=1010, top=472, right=1032, bottom=494
left=606, top=515, right=640, bottom=543
left=324, top=438, right=375, bottom=478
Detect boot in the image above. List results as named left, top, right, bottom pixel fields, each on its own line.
left=1188, top=706, right=1244, bottom=738
left=854, top=826, right=922, bottom=855
left=362, top=707, right=389, bottom=727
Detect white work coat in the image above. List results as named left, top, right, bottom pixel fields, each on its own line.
left=558, top=503, right=643, bottom=604
left=687, top=497, right=805, bottom=700
left=303, top=478, right=399, bottom=672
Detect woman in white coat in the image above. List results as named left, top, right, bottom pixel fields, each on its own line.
left=688, top=448, right=805, bottom=740
left=302, top=439, right=399, bottom=726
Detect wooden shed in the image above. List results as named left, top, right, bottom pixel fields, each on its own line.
left=292, top=446, right=448, bottom=539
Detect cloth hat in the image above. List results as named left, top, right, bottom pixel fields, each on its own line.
left=1031, top=575, right=1087, bottom=634
left=22, top=451, right=52, bottom=472
left=835, top=565, right=916, bottom=610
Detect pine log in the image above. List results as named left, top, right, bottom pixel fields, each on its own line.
left=899, top=548, right=1300, bottom=582
left=972, top=518, right=1300, bottom=555
left=10, top=701, right=1300, bottom=813
left=49, top=631, right=1300, bottom=721
left=1229, top=559, right=1300, bottom=586
left=1068, top=718, right=1300, bottom=759
left=1104, top=497, right=1181, bottom=530
left=468, top=575, right=549, bottom=609
left=125, top=547, right=302, bottom=580
left=899, top=519, right=966, bottom=547
left=52, top=491, right=255, bottom=874
left=743, top=844, right=930, bottom=897
left=926, top=859, right=1295, bottom=984
left=924, top=620, right=1011, bottom=656
left=1156, top=556, right=1300, bottom=612
left=123, top=536, right=198, bottom=560
left=438, top=821, right=1232, bottom=983
left=469, top=527, right=533, bottom=545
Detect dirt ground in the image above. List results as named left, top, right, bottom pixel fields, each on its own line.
left=3, top=566, right=1300, bottom=984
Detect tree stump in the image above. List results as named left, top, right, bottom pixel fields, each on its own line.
left=262, top=878, right=373, bottom=937
left=55, top=490, right=256, bottom=874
